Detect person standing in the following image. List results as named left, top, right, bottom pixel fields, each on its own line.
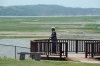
left=50, top=27, right=57, bottom=53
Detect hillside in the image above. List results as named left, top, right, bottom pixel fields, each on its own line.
left=0, top=4, right=100, bottom=16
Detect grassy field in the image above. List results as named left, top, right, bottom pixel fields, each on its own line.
left=0, top=58, right=100, bottom=66
left=0, top=16, right=100, bottom=39
left=1, top=16, right=100, bottom=66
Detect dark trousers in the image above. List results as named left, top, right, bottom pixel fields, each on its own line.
left=52, top=41, right=56, bottom=53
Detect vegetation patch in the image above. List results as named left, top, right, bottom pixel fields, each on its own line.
left=0, top=16, right=100, bottom=39
left=0, top=58, right=100, bottom=66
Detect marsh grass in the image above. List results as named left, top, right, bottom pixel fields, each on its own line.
left=0, top=16, right=100, bottom=38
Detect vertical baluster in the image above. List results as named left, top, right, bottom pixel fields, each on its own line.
left=59, top=43, right=62, bottom=59
left=65, top=42, right=68, bottom=57
left=85, top=43, right=88, bottom=58
left=76, top=40, right=78, bottom=53
left=91, top=43, right=94, bottom=58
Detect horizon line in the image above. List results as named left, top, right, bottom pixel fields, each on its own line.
left=0, top=4, right=100, bottom=9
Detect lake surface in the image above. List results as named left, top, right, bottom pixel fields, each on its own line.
left=0, top=38, right=32, bottom=59
left=0, top=38, right=31, bottom=47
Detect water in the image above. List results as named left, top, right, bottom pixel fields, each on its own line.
left=0, top=38, right=31, bottom=59
left=0, top=38, right=31, bottom=47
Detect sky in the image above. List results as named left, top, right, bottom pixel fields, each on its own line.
left=0, top=0, right=100, bottom=8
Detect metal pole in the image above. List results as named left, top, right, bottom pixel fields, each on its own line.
left=15, top=46, right=16, bottom=59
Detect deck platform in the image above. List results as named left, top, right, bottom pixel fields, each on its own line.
left=41, top=54, right=100, bottom=63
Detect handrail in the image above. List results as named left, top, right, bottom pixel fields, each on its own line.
left=31, top=38, right=100, bottom=42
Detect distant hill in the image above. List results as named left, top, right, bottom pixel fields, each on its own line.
left=0, top=4, right=100, bottom=16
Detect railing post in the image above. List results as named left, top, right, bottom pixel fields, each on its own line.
left=76, top=40, right=78, bottom=53
left=40, top=42, right=42, bottom=52
left=30, top=41, right=37, bottom=52
left=91, top=43, right=94, bottom=58
left=85, top=43, right=88, bottom=58
left=30, top=41, right=37, bottom=59
left=59, top=43, right=62, bottom=59
left=47, top=42, right=49, bottom=59
left=65, top=42, right=68, bottom=57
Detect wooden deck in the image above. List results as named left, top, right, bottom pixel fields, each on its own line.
left=30, top=39, right=100, bottom=60
left=41, top=54, right=100, bottom=63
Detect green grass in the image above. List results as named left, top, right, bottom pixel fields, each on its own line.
left=0, top=58, right=100, bottom=66
left=0, top=16, right=100, bottom=38
left=0, top=35, right=48, bottom=38
left=0, top=16, right=100, bottom=31
left=1, top=16, right=99, bottom=22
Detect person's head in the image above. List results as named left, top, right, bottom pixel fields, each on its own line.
left=51, top=27, right=55, bottom=31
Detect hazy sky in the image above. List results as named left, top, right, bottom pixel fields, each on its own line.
left=0, top=0, right=100, bottom=8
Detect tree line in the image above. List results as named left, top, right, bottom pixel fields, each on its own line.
left=0, top=4, right=100, bottom=16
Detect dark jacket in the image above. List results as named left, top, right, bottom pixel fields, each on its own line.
left=51, top=30, right=57, bottom=41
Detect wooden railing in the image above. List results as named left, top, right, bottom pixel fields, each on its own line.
left=31, top=40, right=68, bottom=59
left=30, top=39, right=100, bottom=58
left=85, top=41, right=100, bottom=58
